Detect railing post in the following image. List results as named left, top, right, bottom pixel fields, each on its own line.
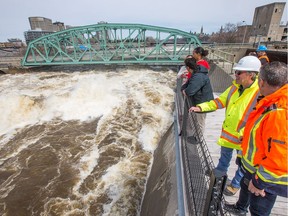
left=174, top=112, right=185, bottom=216
left=203, top=171, right=227, bottom=216
left=231, top=54, right=236, bottom=74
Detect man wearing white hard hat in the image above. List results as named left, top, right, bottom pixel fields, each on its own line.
left=189, top=56, right=262, bottom=196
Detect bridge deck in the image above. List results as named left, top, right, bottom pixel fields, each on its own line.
left=204, top=95, right=288, bottom=215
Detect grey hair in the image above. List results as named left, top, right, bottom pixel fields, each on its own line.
left=249, top=72, right=257, bottom=81
left=260, top=62, right=287, bottom=87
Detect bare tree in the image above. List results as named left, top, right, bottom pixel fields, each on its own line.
left=209, top=23, right=238, bottom=43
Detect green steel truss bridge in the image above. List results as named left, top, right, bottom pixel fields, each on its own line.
left=22, top=23, right=202, bottom=66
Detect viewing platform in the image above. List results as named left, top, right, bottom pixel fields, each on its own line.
left=205, top=93, right=288, bottom=216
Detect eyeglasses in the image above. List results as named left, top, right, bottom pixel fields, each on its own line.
left=235, top=70, right=246, bottom=75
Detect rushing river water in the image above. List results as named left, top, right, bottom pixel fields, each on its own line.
left=0, top=68, right=176, bottom=216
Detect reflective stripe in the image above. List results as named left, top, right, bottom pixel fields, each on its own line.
left=236, top=91, right=260, bottom=132
left=246, top=116, right=263, bottom=161
left=237, top=150, right=242, bottom=158
left=272, top=139, right=286, bottom=145
left=237, top=120, right=246, bottom=133
left=242, top=158, right=257, bottom=173
left=257, top=165, right=288, bottom=185
left=226, top=85, right=237, bottom=107
left=213, top=98, right=224, bottom=109
left=243, top=104, right=281, bottom=176
left=220, top=130, right=241, bottom=144
left=246, top=105, right=278, bottom=162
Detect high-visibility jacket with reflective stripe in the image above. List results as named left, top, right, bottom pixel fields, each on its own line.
left=198, top=80, right=260, bottom=150
left=242, top=84, right=288, bottom=190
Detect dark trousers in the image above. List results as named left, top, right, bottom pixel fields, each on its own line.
left=236, top=170, right=277, bottom=216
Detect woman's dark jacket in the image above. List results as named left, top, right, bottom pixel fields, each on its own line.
left=181, top=70, right=214, bottom=106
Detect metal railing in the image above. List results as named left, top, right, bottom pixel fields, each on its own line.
left=206, top=48, right=236, bottom=75
left=174, top=78, right=229, bottom=216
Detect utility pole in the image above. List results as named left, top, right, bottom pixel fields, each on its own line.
left=257, top=35, right=262, bottom=47
left=253, top=26, right=257, bottom=47
left=242, top=21, right=248, bottom=46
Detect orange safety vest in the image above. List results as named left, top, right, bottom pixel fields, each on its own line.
left=242, top=84, right=288, bottom=185
left=259, top=55, right=270, bottom=64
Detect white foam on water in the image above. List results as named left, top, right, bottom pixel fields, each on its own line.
left=100, top=159, right=130, bottom=216
left=138, top=125, right=159, bottom=152
left=0, top=69, right=174, bottom=152
left=72, top=145, right=100, bottom=193
left=0, top=72, right=127, bottom=137
left=124, top=70, right=174, bottom=151
left=0, top=94, right=42, bottom=136
left=42, top=74, right=126, bottom=122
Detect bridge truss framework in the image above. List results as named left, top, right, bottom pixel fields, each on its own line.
left=22, top=23, right=202, bottom=66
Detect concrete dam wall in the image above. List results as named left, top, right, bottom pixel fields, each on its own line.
left=140, top=123, right=178, bottom=216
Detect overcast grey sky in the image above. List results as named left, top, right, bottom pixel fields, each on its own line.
left=0, top=0, right=287, bottom=42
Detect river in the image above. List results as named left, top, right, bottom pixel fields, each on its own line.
left=0, top=68, right=176, bottom=216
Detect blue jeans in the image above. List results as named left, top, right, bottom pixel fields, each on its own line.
left=215, top=146, right=243, bottom=188
left=236, top=171, right=277, bottom=216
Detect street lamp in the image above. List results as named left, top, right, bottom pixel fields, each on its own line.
left=253, top=26, right=257, bottom=47
left=242, top=21, right=248, bottom=46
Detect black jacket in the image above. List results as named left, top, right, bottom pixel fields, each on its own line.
left=181, top=71, right=214, bottom=106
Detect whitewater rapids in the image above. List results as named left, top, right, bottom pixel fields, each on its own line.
left=0, top=68, right=176, bottom=216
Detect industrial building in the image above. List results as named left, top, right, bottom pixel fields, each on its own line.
left=239, top=2, right=287, bottom=44
left=24, top=31, right=54, bottom=45
left=252, top=2, right=286, bottom=42
left=53, top=22, right=65, bottom=32
left=24, top=17, right=66, bottom=44
left=29, top=17, right=53, bottom=31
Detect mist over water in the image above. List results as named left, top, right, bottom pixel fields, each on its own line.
left=0, top=69, right=176, bottom=216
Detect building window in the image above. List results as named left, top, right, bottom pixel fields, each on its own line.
left=275, top=8, right=278, bottom=13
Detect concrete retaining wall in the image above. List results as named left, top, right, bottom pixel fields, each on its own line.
left=140, top=124, right=178, bottom=216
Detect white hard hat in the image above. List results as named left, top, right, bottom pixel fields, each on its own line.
left=233, top=56, right=261, bottom=72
